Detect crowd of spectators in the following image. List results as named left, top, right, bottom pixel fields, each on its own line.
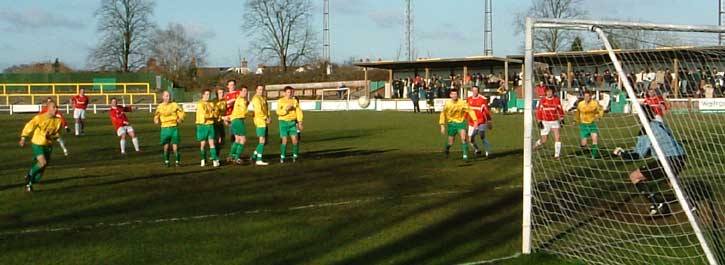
left=536, top=66, right=725, bottom=98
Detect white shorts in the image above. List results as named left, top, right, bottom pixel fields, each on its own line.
left=73, top=108, right=86, bottom=119
left=540, top=120, right=560, bottom=136
left=468, top=124, right=487, bottom=137
left=116, top=126, right=135, bottom=136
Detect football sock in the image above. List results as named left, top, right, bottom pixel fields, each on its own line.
left=534, top=139, right=541, bottom=148
left=292, top=144, right=299, bottom=158
left=120, top=139, right=126, bottom=153
left=75, top=123, right=80, bottom=135
left=210, top=147, right=219, bottom=161
left=163, top=150, right=170, bottom=162
left=58, top=138, right=67, bottom=152
left=591, top=144, right=599, bottom=158
left=28, top=163, right=42, bottom=183
left=233, top=144, right=243, bottom=160
left=132, top=137, right=140, bottom=151
left=554, top=142, right=562, bottom=157
left=256, top=144, right=264, bottom=161
left=483, top=138, right=491, bottom=153
left=635, top=182, right=659, bottom=205
left=280, top=143, right=287, bottom=159
left=471, top=140, right=480, bottom=152
left=462, top=144, right=469, bottom=159
left=175, top=152, right=181, bottom=163
left=200, top=148, right=207, bottom=160
left=445, top=143, right=451, bottom=152
left=229, top=143, right=238, bottom=158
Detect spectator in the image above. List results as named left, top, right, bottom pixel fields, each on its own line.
left=411, top=83, right=420, bottom=113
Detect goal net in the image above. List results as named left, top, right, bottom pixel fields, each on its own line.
left=523, top=18, right=725, bottom=265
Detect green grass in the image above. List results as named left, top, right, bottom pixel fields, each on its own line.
left=0, top=111, right=580, bottom=264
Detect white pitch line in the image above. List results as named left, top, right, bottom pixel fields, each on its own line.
left=1, top=185, right=523, bottom=237
left=455, top=253, right=522, bottom=265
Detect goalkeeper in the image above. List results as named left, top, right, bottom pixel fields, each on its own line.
left=574, top=90, right=604, bottom=158
left=613, top=105, right=686, bottom=216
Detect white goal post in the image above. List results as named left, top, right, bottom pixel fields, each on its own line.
left=523, top=17, right=725, bottom=265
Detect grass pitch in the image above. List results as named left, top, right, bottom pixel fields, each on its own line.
left=0, top=111, right=580, bottom=265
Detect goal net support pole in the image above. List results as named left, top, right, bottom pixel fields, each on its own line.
left=523, top=17, right=723, bottom=265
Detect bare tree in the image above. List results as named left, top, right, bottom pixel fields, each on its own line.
left=89, top=0, right=156, bottom=72
left=243, top=0, right=319, bottom=72
left=515, top=0, right=587, bottom=52
left=150, top=23, right=208, bottom=80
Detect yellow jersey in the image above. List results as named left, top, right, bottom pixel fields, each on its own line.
left=575, top=99, right=604, bottom=124
left=251, top=95, right=270, bottom=127
left=439, top=99, right=477, bottom=125
left=230, top=96, right=249, bottom=120
left=195, top=100, right=215, bottom=125
left=154, top=102, right=185, bottom=128
left=276, top=97, right=303, bottom=122
left=213, top=99, right=227, bottom=123
left=22, top=113, right=63, bottom=146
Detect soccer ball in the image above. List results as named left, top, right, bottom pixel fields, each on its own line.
left=613, top=147, right=624, bottom=156
left=358, top=96, right=371, bottom=108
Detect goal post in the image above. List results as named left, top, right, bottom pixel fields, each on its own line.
left=523, top=17, right=725, bottom=264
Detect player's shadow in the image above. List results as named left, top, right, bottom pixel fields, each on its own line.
left=40, top=168, right=212, bottom=193
left=300, top=147, right=396, bottom=160
left=0, top=174, right=106, bottom=192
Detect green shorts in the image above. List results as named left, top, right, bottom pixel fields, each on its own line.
left=160, top=127, right=180, bottom=145
left=231, top=119, right=246, bottom=136
left=447, top=122, right=467, bottom=137
left=256, top=127, right=267, bottom=137
left=579, top=123, right=599, bottom=139
left=32, top=144, right=52, bottom=161
left=196, top=124, right=216, bottom=141
left=279, top=120, right=298, bottom=138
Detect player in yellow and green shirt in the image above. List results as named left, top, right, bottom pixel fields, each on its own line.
left=439, top=89, right=477, bottom=161
left=213, top=88, right=227, bottom=156
left=19, top=101, right=64, bottom=192
left=250, top=85, right=272, bottom=165
left=575, top=90, right=604, bottom=158
left=154, top=90, right=186, bottom=167
left=228, top=86, right=250, bottom=164
left=196, top=89, right=220, bottom=167
left=277, top=86, right=304, bottom=163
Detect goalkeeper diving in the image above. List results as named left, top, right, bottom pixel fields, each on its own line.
left=612, top=105, right=686, bottom=216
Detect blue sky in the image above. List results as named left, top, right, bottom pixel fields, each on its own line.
left=0, top=0, right=718, bottom=71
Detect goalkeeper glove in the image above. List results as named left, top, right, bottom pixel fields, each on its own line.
left=538, top=121, right=544, bottom=129
left=65, top=127, right=71, bottom=133
left=560, top=119, right=566, bottom=125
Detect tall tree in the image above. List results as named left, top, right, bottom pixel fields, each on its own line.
left=515, top=0, right=587, bottom=52
left=89, top=0, right=156, bottom=72
left=243, top=0, right=319, bottom=72
left=149, top=23, right=208, bottom=80
left=569, top=36, right=583, bottom=51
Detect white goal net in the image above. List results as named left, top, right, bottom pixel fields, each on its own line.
left=523, top=18, right=725, bottom=265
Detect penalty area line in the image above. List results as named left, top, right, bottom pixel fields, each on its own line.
left=2, top=185, right=522, bottom=237
left=0, top=189, right=469, bottom=236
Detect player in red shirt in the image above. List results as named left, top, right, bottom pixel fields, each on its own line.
left=109, top=98, right=141, bottom=154
left=223, top=80, right=240, bottom=143
left=40, top=97, right=70, bottom=156
left=466, top=86, right=493, bottom=157
left=70, top=88, right=90, bottom=136
left=643, top=87, right=669, bottom=122
left=535, top=87, right=565, bottom=159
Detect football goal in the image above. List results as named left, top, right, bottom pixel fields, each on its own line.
left=522, top=18, right=725, bottom=265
